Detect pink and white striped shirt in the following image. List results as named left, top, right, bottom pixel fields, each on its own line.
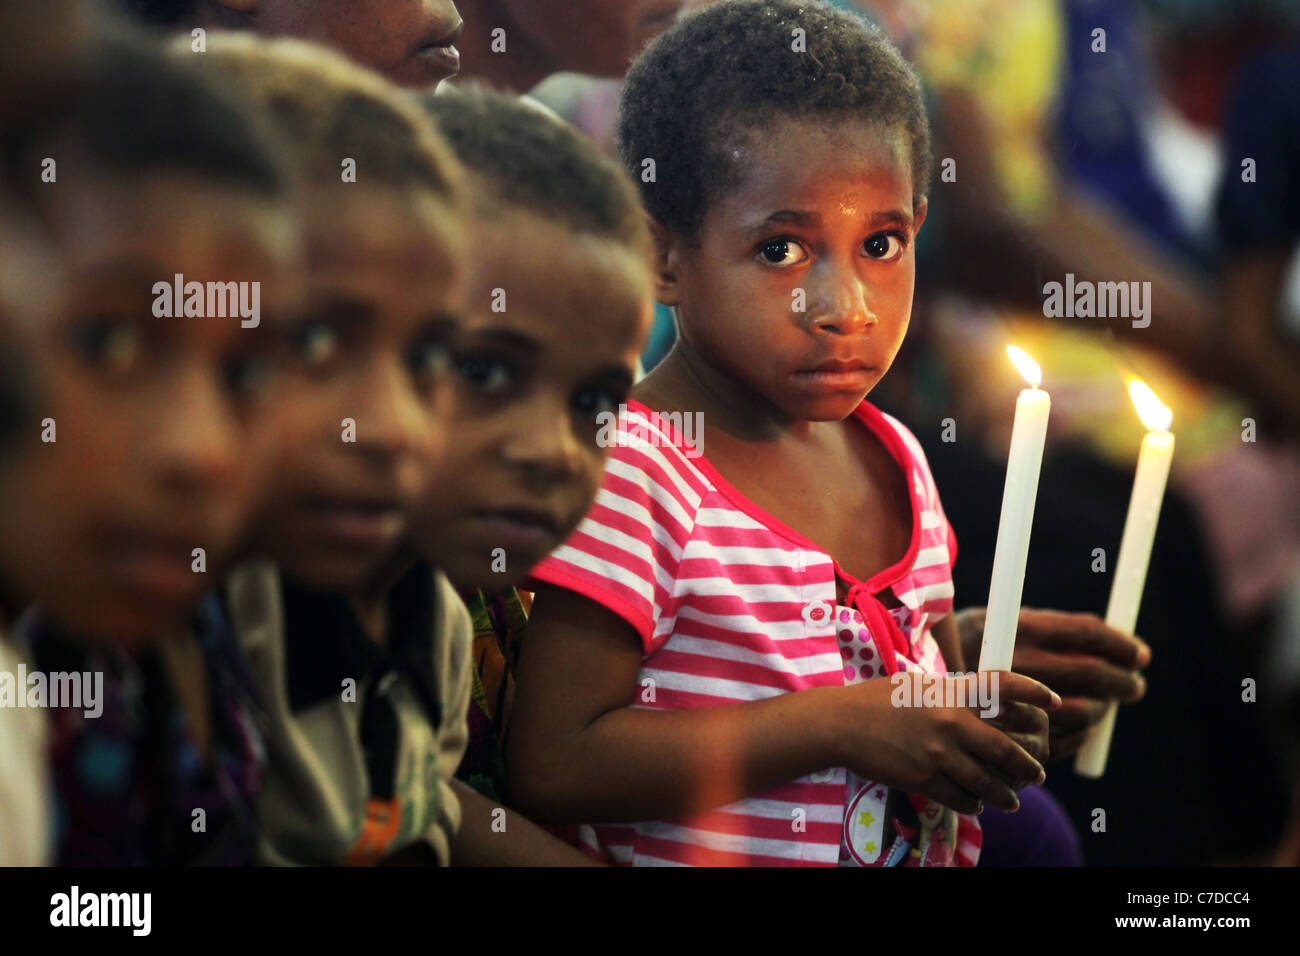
left=530, top=399, right=981, bottom=866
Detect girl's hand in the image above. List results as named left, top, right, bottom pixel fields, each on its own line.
left=956, top=607, right=1151, bottom=759
left=835, top=671, right=1060, bottom=815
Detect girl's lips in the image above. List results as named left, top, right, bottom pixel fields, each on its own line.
left=104, top=538, right=204, bottom=605
left=303, top=499, right=407, bottom=550
left=793, top=365, right=877, bottom=391
left=464, top=510, right=562, bottom=557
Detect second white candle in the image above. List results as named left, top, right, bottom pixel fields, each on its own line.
left=978, top=346, right=1051, bottom=674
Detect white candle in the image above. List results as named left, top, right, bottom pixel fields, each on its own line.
left=1075, top=380, right=1174, bottom=778
left=978, top=346, right=1051, bottom=674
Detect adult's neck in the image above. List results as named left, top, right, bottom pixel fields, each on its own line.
left=453, top=0, right=557, bottom=93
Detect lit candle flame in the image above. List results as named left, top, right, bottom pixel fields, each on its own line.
left=1128, top=379, right=1172, bottom=432
left=1006, top=345, right=1042, bottom=387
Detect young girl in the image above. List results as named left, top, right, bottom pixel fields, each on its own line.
left=508, top=0, right=1059, bottom=867
left=415, top=88, right=652, bottom=839
left=0, top=34, right=301, bottom=864
left=192, top=35, right=472, bottom=866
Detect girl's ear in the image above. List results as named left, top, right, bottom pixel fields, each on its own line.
left=912, top=197, right=929, bottom=237
left=648, top=216, right=682, bottom=308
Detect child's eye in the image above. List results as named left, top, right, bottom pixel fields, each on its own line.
left=223, top=352, right=275, bottom=401
left=457, top=354, right=514, bottom=395
left=69, top=316, right=142, bottom=373
left=572, top=386, right=623, bottom=420
left=292, top=321, right=339, bottom=368
left=863, top=232, right=906, bottom=262
left=756, top=238, right=809, bottom=268
left=406, top=339, right=451, bottom=386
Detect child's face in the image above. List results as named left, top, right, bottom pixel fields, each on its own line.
left=0, top=173, right=299, bottom=642
left=256, top=0, right=463, bottom=88
left=416, top=203, right=650, bottom=590
left=666, top=116, right=925, bottom=424
left=258, top=186, right=466, bottom=589
left=500, top=0, right=684, bottom=76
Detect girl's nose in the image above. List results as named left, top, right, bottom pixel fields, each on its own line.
left=501, top=398, right=585, bottom=485
left=808, top=271, right=876, bottom=335
left=351, top=357, right=439, bottom=462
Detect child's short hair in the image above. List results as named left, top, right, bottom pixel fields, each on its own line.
left=4, top=29, right=287, bottom=209
left=422, top=88, right=650, bottom=257
left=618, top=0, right=931, bottom=240
left=185, top=34, right=462, bottom=199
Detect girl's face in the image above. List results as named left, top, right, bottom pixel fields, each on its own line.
left=416, top=203, right=650, bottom=591
left=0, top=173, right=299, bottom=643
left=257, top=187, right=466, bottom=590
left=256, top=0, right=464, bottom=88
left=664, top=116, right=925, bottom=424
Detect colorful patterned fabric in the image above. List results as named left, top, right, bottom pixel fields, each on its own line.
left=20, top=596, right=266, bottom=866
left=832, top=602, right=967, bottom=866
left=455, top=588, right=530, bottom=803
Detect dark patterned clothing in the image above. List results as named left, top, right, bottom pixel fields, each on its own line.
left=19, top=596, right=266, bottom=866
left=454, top=588, right=529, bottom=803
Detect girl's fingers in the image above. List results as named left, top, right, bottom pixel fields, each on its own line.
left=960, top=715, right=1045, bottom=787
left=920, top=775, right=984, bottom=817
left=939, top=748, right=1019, bottom=812
left=989, top=671, right=1062, bottom=711
left=989, top=699, right=1048, bottom=732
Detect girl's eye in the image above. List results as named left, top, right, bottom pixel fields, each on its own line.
left=756, top=239, right=809, bottom=268
left=863, top=232, right=906, bottom=262
left=572, top=386, right=622, bottom=420
left=223, top=352, right=275, bottom=401
left=70, top=317, right=142, bottom=373
left=292, top=322, right=339, bottom=367
left=406, top=339, right=451, bottom=385
left=457, top=355, right=513, bottom=395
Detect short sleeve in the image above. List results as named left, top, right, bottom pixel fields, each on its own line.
left=528, top=409, right=704, bottom=654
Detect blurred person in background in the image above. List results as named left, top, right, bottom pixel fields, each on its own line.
left=114, top=0, right=467, bottom=89
left=0, top=0, right=93, bottom=868
left=454, top=0, right=685, bottom=93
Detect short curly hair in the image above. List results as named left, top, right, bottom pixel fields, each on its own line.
left=422, top=88, right=649, bottom=256
left=618, top=0, right=931, bottom=240
left=178, top=33, right=462, bottom=198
